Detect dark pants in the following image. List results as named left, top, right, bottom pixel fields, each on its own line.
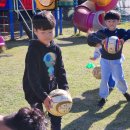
left=30, top=102, right=62, bottom=130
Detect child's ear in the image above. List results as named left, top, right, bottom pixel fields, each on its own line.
left=33, top=28, right=37, bottom=35
left=118, top=20, right=121, bottom=25
left=116, top=20, right=120, bottom=24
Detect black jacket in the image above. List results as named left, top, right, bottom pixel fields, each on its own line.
left=87, top=28, right=130, bottom=60
left=23, top=40, right=69, bottom=103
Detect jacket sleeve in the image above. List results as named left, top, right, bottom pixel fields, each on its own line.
left=55, top=46, right=69, bottom=90
left=26, top=47, right=48, bottom=102
left=87, top=30, right=106, bottom=47
left=119, top=29, right=130, bottom=41
left=93, top=47, right=101, bottom=59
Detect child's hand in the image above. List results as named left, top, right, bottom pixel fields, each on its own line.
left=90, top=57, right=96, bottom=61
left=120, top=39, right=124, bottom=45
left=43, top=96, right=52, bottom=110
left=87, top=28, right=94, bottom=34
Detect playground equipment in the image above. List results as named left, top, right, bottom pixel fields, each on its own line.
left=0, top=0, right=14, bottom=39
left=58, top=0, right=75, bottom=6
left=0, top=0, right=77, bottom=40
left=36, top=0, right=57, bottom=10
left=55, top=0, right=78, bottom=36
left=0, top=0, right=35, bottom=40
left=73, top=0, right=118, bottom=32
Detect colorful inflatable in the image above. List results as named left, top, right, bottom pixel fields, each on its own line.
left=73, top=0, right=118, bottom=32
left=73, top=5, right=105, bottom=32
left=36, top=0, right=57, bottom=10
left=95, top=0, right=118, bottom=12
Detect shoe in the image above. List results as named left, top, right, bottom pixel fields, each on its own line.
left=98, top=98, right=106, bottom=108
left=124, top=93, right=130, bottom=101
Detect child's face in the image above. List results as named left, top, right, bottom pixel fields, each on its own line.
left=105, top=19, right=119, bottom=31
left=34, top=29, right=54, bottom=46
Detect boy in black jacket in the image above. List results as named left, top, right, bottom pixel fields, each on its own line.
left=23, top=11, right=69, bottom=130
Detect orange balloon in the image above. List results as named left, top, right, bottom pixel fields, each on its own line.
left=90, top=0, right=111, bottom=6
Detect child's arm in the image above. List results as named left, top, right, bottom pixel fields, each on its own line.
left=44, top=96, right=52, bottom=110
left=87, top=30, right=106, bottom=47
left=119, top=29, right=130, bottom=43
left=90, top=47, right=101, bottom=60
left=87, top=33, right=102, bottom=47
left=24, top=46, right=48, bottom=102
left=55, top=46, right=69, bottom=90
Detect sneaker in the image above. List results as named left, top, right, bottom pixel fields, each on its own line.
left=124, top=93, right=130, bottom=101
left=98, top=98, right=106, bottom=108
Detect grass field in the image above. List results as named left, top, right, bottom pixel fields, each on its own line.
left=1, top=21, right=130, bottom=130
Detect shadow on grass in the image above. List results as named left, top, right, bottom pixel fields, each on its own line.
left=5, top=34, right=88, bottom=49
left=0, top=53, right=13, bottom=58
left=57, top=35, right=88, bottom=47
left=6, top=39, right=29, bottom=50
left=6, top=36, right=88, bottom=49
left=105, top=103, right=130, bottom=130
left=63, top=88, right=127, bottom=130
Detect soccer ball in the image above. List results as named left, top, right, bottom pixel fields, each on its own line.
left=48, top=89, right=73, bottom=116
left=103, top=36, right=122, bottom=54
left=92, top=66, right=101, bottom=79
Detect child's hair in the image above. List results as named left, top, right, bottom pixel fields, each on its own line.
left=32, top=11, right=56, bottom=30
left=3, top=107, right=47, bottom=130
left=104, top=10, right=121, bottom=20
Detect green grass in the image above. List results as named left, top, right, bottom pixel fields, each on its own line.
left=1, top=22, right=130, bottom=130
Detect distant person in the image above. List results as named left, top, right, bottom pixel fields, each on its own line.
left=22, top=11, right=69, bottom=130
left=87, top=10, right=130, bottom=108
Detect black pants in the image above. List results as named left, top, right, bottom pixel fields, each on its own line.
left=30, top=102, right=62, bottom=130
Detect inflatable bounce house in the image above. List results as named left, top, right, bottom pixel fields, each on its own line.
left=73, top=0, right=118, bottom=32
